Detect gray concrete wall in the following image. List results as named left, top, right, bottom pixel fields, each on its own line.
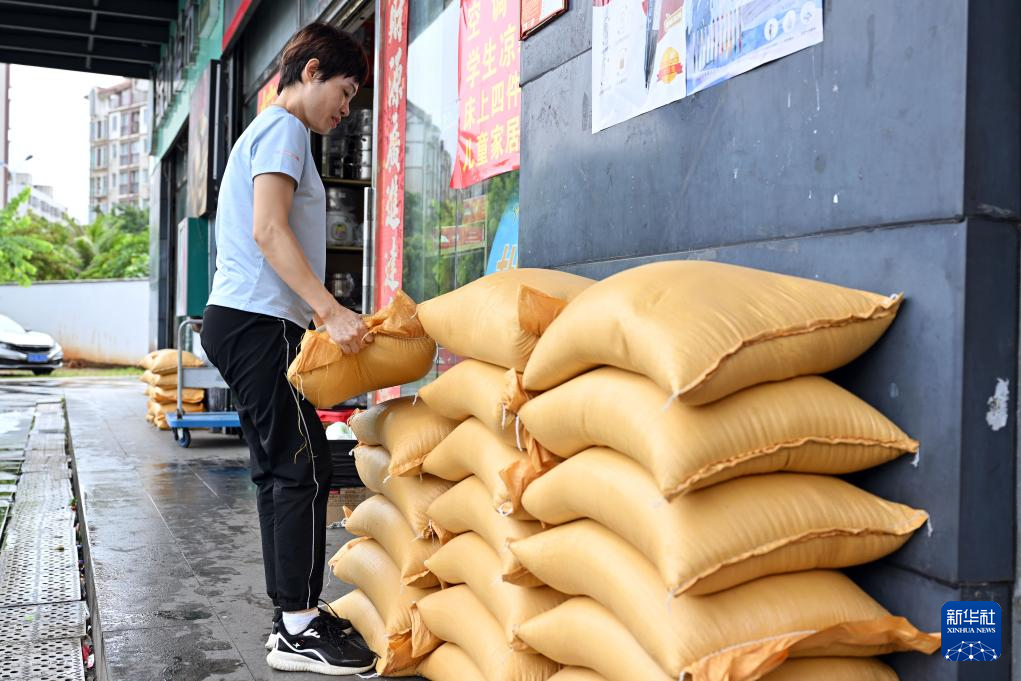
left=518, top=1, right=1020, bottom=679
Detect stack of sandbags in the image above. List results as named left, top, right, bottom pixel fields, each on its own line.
left=500, top=261, right=940, bottom=681
left=398, top=269, right=592, bottom=681
left=288, top=291, right=437, bottom=408
left=137, top=349, right=206, bottom=429
left=325, top=398, right=455, bottom=676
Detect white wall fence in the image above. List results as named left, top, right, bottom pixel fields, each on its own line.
left=0, top=279, right=149, bottom=365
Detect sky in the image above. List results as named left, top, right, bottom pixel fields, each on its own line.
left=7, top=65, right=124, bottom=223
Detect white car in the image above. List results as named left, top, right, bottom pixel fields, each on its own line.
left=0, top=314, right=63, bottom=375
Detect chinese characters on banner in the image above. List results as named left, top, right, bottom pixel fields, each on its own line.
left=375, top=0, right=410, bottom=402
left=451, top=0, right=522, bottom=189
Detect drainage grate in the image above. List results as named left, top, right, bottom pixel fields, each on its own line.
left=0, top=601, right=87, bottom=642
left=5, top=640, right=84, bottom=681
left=5, top=507, right=75, bottom=545
left=31, top=410, right=66, bottom=434
left=14, top=473, right=73, bottom=503
left=19, top=461, right=70, bottom=478
left=0, top=534, right=81, bottom=606
left=26, top=431, right=66, bottom=455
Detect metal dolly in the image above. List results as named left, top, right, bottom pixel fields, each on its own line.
left=166, top=317, right=241, bottom=448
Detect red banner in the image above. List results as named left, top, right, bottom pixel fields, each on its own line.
left=374, top=0, right=410, bottom=403
left=451, top=0, right=522, bottom=189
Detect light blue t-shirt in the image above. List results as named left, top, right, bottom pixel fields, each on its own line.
left=208, top=105, right=326, bottom=327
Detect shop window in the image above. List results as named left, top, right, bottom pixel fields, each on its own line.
left=401, top=2, right=520, bottom=312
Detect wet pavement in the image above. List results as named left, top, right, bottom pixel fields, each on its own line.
left=0, top=378, right=367, bottom=681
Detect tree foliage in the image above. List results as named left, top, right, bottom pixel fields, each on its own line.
left=0, top=193, right=149, bottom=284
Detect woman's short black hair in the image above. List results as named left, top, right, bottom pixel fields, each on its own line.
left=277, top=22, right=370, bottom=95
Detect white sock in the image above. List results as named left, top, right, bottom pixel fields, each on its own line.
left=282, top=608, right=318, bottom=635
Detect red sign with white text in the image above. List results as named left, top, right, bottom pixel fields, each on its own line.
left=451, top=0, right=522, bottom=189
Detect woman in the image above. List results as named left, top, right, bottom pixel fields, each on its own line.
left=201, top=22, right=376, bottom=676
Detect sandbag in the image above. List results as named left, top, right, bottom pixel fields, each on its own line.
left=417, top=268, right=594, bottom=371
left=518, top=369, right=917, bottom=496
left=422, top=418, right=533, bottom=519
left=426, top=476, right=544, bottom=586
left=327, top=537, right=436, bottom=637
left=511, top=524, right=939, bottom=679
left=344, top=493, right=440, bottom=588
left=425, top=531, right=568, bottom=648
left=143, top=348, right=205, bottom=375
left=543, top=655, right=897, bottom=681
left=417, top=643, right=486, bottom=681
left=418, top=359, right=519, bottom=442
left=287, top=291, right=437, bottom=408
left=416, top=585, right=560, bottom=681
left=148, top=385, right=205, bottom=405
left=523, top=261, right=902, bottom=405
left=327, top=589, right=422, bottom=677
left=139, top=369, right=179, bottom=388
left=147, top=400, right=204, bottom=417
left=764, top=658, right=899, bottom=680
left=350, top=398, right=458, bottom=477
left=522, top=450, right=927, bottom=595
left=354, top=446, right=452, bottom=538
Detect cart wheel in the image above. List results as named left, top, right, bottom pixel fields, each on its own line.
left=177, top=429, right=192, bottom=448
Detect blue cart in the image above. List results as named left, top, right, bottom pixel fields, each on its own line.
left=167, top=318, right=241, bottom=448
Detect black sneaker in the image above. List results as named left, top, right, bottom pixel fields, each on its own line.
left=264, top=607, right=283, bottom=650
left=267, top=615, right=377, bottom=675
left=317, top=600, right=354, bottom=637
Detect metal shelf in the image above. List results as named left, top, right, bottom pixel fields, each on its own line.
left=322, top=177, right=371, bottom=188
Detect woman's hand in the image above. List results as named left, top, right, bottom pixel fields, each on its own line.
left=322, top=303, right=373, bottom=355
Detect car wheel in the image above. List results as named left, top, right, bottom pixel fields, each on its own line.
left=32, top=369, right=55, bottom=376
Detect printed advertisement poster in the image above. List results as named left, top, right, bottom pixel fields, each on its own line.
left=452, top=0, right=522, bottom=189
left=593, top=0, right=822, bottom=132
left=592, top=0, right=686, bottom=133
left=686, top=0, right=823, bottom=95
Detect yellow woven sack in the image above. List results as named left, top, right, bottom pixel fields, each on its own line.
left=426, top=476, right=543, bottom=587
left=417, top=269, right=594, bottom=371
left=344, top=494, right=440, bottom=588
left=146, top=348, right=205, bottom=375
left=418, top=359, right=519, bottom=442
left=519, top=369, right=917, bottom=496
left=764, top=658, right=899, bottom=680
left=350, top=398, right=458, bottom=477
left=425, top=532, right=568, bottom=649
left=422, top=418, right=533, bottom=519
left=327, top=589, right=423, bottom=677
left=147, top=400, right=204, bottom=417
left=523, top=261, right=902, bottom=405
left=416, top=585, right=560, bottom=681
left=148, top=385, right=205, bottom=405
left=511, top=523, right=939, bottom=679
left=417, top=643, right=486, bottom=681
left=327, top=537, right=436, bottom=637
left=354, top=445, right=452, bottom=539
left=545, top=657, right=896, bottom=681
left=287, top=291, right=437, bottom=408
left=140, top=369, right=178, bottom=388
left=522, top=450, right=927, bottom=595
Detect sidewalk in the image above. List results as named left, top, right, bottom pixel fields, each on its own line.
left=5, top=377, right=377, bottom=681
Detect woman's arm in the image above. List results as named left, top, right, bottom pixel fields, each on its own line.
left=253, top=172, right=370, bottom=355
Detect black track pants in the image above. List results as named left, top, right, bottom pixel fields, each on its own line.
left=200, top=304, right=332, bottom=612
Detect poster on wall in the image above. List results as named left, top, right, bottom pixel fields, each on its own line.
left=592, top=0, right=687, bottom=133
left=188, top=62, right=214, bottom=217
left=686, top=0, right=823, bottom=94
left=451, top=0, right=522, bottom=189
left=592, top=0, right=822, bottom=132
